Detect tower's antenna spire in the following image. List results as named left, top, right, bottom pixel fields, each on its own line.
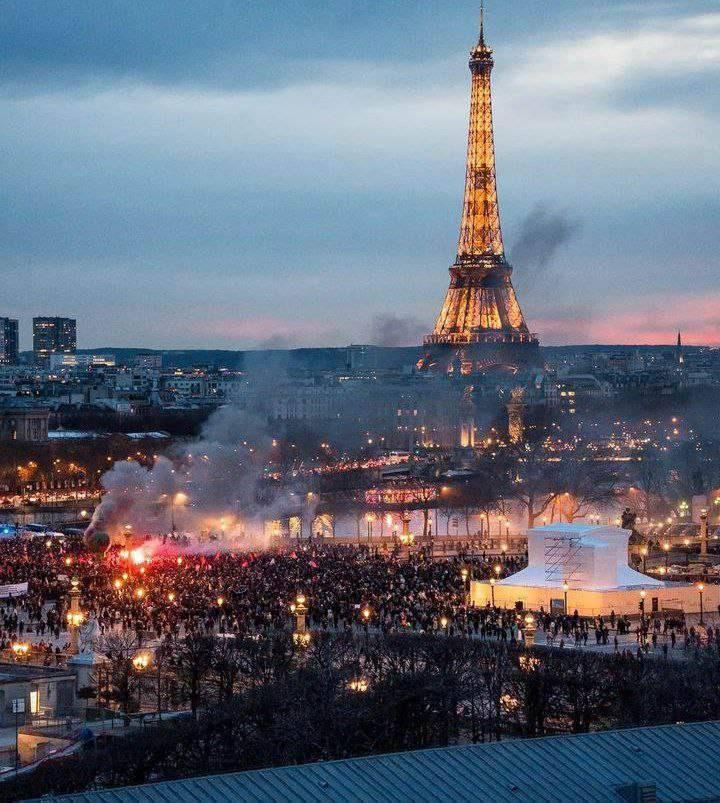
left=479, top=0, right=485, bottom=45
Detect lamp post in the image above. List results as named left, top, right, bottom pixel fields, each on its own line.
left=639, top=589, right=646, bottom=626
left=640, top=545, right=648, bottom=574
left=292, top=594, right=310, bottom=647
left=67, top=577, right=85, bottom=655
left=562, top=580, right=569, bottom=615
left=461, top=567, right=469, bottom=604
left=523, top=613, right=537, bottom=647
left=697, top=582, right=705, bottom=625
left=489, top=576, right=496, bottom=607
left=11, top=642, right=29, bottom=662
left=663, top=541, right=670, bottom=571
left=365, top=513, right=374, bottom=544
left=132, top=652, right=150, bottom=712
left=440, top=616, right=449, bottom=636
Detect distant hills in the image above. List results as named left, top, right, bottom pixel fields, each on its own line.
left=18, top=343, right=695, bottom=372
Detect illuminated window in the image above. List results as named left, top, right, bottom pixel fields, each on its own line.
left=30, top=690, right=39, bottom=714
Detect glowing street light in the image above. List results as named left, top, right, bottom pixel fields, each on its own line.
left=523, top=613, right=537, bottom=646
left=11, top=642, right=29, bottom=660
left=562, top=580, right=569, bottom=614
left=132, top=652, right=150, bottom=671
left=67, top=577, right=85, bottom=654
left=292, top=594, right=310, bottom=646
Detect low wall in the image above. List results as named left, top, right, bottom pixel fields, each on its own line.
left=471, top=581, right=720, bottom=617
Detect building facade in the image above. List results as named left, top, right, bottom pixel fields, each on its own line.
left=33, top=317, right=77, bottom=365
left=0, top=318, right=19, bottom=365
left=0, top=405, right=50, bottom=442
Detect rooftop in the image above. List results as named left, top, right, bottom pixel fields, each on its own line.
left=0, top=663, right=75, bottom=684
left=37, top=721, right=720, bottom=803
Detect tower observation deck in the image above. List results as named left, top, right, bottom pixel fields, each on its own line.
left=418, top=8, right=541, bottom=375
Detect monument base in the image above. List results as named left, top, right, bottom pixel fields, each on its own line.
left=471, top=580, right=716, bottom=617
left=473, top=524, right=715, bottom=617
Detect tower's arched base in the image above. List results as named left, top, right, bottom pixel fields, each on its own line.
left=417, top=338, right=542, bottom=376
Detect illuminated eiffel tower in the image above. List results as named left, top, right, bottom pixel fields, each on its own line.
left=418, top=6, right=540, bottom=375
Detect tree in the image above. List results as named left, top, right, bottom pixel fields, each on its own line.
left=169, top=633, right=215, bottom=718
left=510, top=440, right=565, bottom=529
left=97, top=631, right=144, bottom=717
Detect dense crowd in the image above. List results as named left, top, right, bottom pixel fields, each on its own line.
left=0, top=536, right=527, bottom=653
left=0, top=535, right=717, bottom=664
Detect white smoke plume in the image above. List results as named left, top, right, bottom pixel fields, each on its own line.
left=86, top=406, right=282, bottom=548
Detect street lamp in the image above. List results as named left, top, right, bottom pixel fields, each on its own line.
left=697, top=582, right=705, bottom=625
left=67, top=577, right=85, bottom=654
left=365, top=513, right=374, bottom=544
left=639, top=589, right=646, bottom=625
left=663, top=541, right=670, bottom=570
left=523, top=613, right=537, bottom=647
left=489, top=576, right=496, bottom=606
left=11, top=642, right=29, bottom=661
left=293, top=594, right=310, bottom=647
left=562, top=580, right=569, bottom=615
left=132, top=652, right=150, bottom=671
left=440, top=616, right=449, bottom=635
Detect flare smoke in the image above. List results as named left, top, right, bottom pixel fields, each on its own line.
left=86, top=405, right=278, bottom=545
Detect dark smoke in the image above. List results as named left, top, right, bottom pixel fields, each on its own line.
left=511, top=203, right=581, bottom=280
left=369, top=314, right=426, bottom=347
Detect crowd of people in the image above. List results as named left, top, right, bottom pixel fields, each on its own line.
left=0, top=536, right=526, bottom=654
left=0, top=534, right=716, bottom=665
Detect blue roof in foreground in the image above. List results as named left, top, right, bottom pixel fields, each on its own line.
left=35, top=721, right=720, bottom=803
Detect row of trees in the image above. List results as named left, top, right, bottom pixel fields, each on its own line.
left=10, top=631, right=720, bottom=799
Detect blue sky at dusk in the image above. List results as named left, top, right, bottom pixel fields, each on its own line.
left=2, top=1, right=718, bottom=349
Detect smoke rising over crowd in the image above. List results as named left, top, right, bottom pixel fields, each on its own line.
left=86, top=405, right=275, bottom=545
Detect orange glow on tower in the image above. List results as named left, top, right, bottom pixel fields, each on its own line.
left=419, top=8, right=539, bottom=374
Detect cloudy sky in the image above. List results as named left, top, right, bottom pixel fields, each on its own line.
left=2, top=1, right=718, bottom=350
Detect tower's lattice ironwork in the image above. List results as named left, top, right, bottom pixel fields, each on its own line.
left=419, top=9, right=540, bottom=374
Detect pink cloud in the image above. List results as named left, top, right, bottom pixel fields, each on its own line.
left=535, top=292, right=720, bottom=346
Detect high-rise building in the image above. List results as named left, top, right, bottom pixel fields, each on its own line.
left=418, top=10, right=540, bottom=375
left=0, top=318, right=19, bottom=364
left=33, top=317, right=77, bottom=365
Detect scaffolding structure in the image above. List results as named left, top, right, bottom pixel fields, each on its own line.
left=544, top=534, right=586, bottom=586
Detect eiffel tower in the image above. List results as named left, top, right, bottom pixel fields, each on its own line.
left=418, top=7, right=540, bottom=375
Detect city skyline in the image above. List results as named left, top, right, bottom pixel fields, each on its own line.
left=2, top=1, right=719, bottom=350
